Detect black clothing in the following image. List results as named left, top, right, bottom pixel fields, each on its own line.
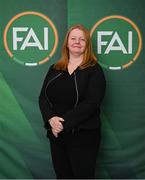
left=45, top=71, right=76, bottom=117
left=39, top=63, right=106, bottom=132
left=49, top=129, right=100, bottom=179
left=39, top=62, right=106, bottom=179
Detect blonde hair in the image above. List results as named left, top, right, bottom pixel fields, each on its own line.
left=54, top=24, right=97, bottom=70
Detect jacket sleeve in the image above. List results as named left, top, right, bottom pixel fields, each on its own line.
left=39, top=65, right=55, bottom=130
left=62, top=64, right=106, bottom=131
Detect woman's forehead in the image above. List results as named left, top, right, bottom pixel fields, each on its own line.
left=69, top=28, right=85, bottom=36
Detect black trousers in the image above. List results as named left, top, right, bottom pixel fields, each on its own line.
left=48, top=128, right=100, bottom=179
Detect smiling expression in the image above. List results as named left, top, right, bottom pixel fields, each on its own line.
left=67, top=28, right=86, bottom=56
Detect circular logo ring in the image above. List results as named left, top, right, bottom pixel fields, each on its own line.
left=90, top=15, right=142, bottom=69
left=4, top=11, right=58, bottom=65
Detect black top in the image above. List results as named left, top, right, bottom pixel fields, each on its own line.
left=46, top=71, right=76, bottom=116
left=39, top=63, right=106, bottom=131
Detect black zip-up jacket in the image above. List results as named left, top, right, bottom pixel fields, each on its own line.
left=39, top=63, right=106, bottom=132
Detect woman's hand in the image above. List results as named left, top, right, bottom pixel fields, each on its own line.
left=51, top=128, right=59, bottom=138
left=48, top=116, right=64, bottom=137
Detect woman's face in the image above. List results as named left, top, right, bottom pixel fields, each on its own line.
left=67, top=28, right=86, bottom=56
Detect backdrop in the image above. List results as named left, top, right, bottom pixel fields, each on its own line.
left=0, top=0, right=145, bottom=179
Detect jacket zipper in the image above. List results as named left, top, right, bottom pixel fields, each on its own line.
left=45, top=72, right=62, bottom=107
left=74, top=72, right=79, bottom=108
left=72, top=71, right=79, bottom=134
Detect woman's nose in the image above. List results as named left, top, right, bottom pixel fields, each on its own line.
left=75, top=39, right=80, bottom=43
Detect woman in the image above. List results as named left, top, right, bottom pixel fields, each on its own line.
left=39, top=24, right=106, bottom=179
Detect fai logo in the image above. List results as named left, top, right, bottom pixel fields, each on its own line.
left=91, top=15, right=142, bottom=70
left=4, top=11, right=58, bottom=66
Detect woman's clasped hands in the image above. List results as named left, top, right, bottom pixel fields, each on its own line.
left=49, top=116, right=64, bottom=137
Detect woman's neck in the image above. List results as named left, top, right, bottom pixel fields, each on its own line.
left=69, top=54, right=83, bottom=65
